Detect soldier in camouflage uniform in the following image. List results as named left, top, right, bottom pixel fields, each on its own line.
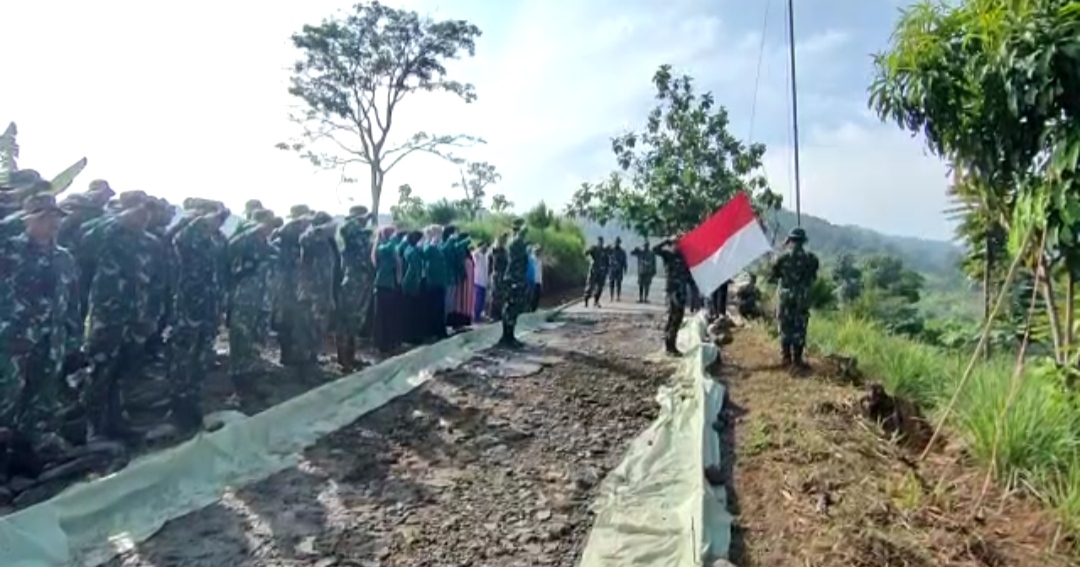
left=271, top=205, right=312, bottom=365
left=488, top=232, right=509, bottom=319
left=608, top=237, right=628, bottom=302
left=143, top=198, right=176, bottom=360
left=0, top=194, right=82, bottom=458
left=631, top=239, right=657, bottom=303
left=583, top=237, right=608, bottom=308
left=227, top=209, right=277, bottom=388
left=735, top=274, right=763, bottom=319
left=169, top=205, right=229, bottom=431
left=499, top=218, right=529, bottom=348
left=83, top=192, right=157, bottom=442
left=295, top=212, right=338, bottom=367
left=768, top=227, right=819, bottom=369
left=654, top=239, right=690, bottom=355
left=336, top=205, right=374, bottom=372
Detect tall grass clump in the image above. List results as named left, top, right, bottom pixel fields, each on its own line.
left=809, top=312, right=1080, bottom=536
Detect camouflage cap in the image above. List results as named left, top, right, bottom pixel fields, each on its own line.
left=2, top=169, right=45, bottom=192
left=312, top=211, right=333, bottom=225
left=22, top=193, right=67, bottom=216
left=270, top=217, right=284, bottom=229
left=786, top=227, right=807, bottom=242
left=244, top=199, right=264, bottom=211
left=117, top=190, right=149, bottom=210
left=59, top=193, right=96, bottom=211
left=87, top=179, right=114, bottom=196
left=289, top=204, right=312, bottom=218
left=251, top=209, right=274, bottom=223
left=347, top=205, right=369, bottom=219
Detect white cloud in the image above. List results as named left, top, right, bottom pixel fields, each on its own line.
left=1, top=0, right=952, bottom=239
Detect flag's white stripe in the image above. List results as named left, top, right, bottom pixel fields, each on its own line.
left=688, top=220, right=772, bottom=297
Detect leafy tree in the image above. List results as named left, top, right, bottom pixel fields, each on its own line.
left=870, top=0, right=1080, bottom=363
left=525, top=201, right=557, bottom=231
left=832, top=253, right=863, bottom=304
left=452, top=161, right=500, bottom=219
left=863, top=255, right=924, bottom=304
left=278, top=1, right=484, bottom=217
left=567, top=64, right=781, bottom=237
left=426, top=198, right=462, bottom=225
left=490, top=194, right=512, bottom=214
left=390, top=183, right=425, bottom=224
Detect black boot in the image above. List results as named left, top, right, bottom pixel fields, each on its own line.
left=665, top=338, right=681, bottom=356
left=793, top=345, right=809, bottom=370
left=781, top=344, right=792, bottom=367
left=498, top=323, right=517, bottom=348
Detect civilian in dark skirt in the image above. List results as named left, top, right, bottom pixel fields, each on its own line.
left=373, top=227, right=402, bottom=353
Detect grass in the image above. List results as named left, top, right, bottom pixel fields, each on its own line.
left=808, top=312, right=1080, bottom=542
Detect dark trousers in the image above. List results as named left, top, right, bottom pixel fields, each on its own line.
left=374, top=286, right=400, bottom=353
left=428, top=285, right=448, bottom=339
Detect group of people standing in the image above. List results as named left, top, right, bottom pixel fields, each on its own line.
left=0, top=176, right=537, bottom=479
left=580, top=227, right=817, bottom=367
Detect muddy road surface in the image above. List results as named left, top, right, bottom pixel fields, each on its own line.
left=109, top=310, right=672, bottom=567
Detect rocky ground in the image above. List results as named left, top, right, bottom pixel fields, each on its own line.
left=720, top=324, right=1076, bottom=567
left=108, top=310, right=673, bottom=567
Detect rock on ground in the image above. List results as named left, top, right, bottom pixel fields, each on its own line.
left=108, top=312, right=672, bottom=567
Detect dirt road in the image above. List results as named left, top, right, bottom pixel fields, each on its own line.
left=108, top=308, right=672, bottom=567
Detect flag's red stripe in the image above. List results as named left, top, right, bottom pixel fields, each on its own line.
left=676, top=191, right=757, bottom=268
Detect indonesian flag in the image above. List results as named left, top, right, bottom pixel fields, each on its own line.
left=676, top=192, right=772, bottom=296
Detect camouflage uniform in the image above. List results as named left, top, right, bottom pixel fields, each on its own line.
left=83, top=193, right=156, bottom=441
left=583, top=239, right=608, bottom=307
left=295, top=213, right=338, bottom=366
left=608, top=239, right=628, bottom=302
left=631, top=242, right=657, bottom=302
left=655, top=240, right=689, bottom=355
left=143, top=199, right=175, bottom=359
left=499, top=219, right=529, bottom=347
left=336, top=206, right=374, bottom=371
left=0, top=195, right=82, bottom=452
left=227, top=211, right=276, bottom=381
left=271, top=206, right=311, bottom=365
left=488, top=238, right=509, bottom=318
left=169, top=209, right=228, bottom=428
left=768, top=227, right=820, bottom=367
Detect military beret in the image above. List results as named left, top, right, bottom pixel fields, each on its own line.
left=22, top=193, right=67, bottom=216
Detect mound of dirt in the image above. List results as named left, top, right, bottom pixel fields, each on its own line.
left=718, top=328, right=1074, bottom=567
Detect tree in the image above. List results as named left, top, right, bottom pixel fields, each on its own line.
left=452, top=161, right=500, bottom=219
left=832, top=253, right=863, bottom=304
left=426, top=198, right=461, bottom=225
left=869, top=0, right=1080, bottom=363
left=278, top=1, right=484, bottom=217
left=525, top=202, right=557, bottom=230
left=490, top=194, right=512, bottom=214
left=567, top=64, right=781, bottom=238
left=390, top=183, right=425, bottom=224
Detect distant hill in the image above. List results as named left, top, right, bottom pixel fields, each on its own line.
left=571, top=209, right=966, bottom=281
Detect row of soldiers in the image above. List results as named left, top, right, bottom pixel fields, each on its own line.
left=1, top=180, right=533, bottom=478
left=582, top=236, right=663, bottom=307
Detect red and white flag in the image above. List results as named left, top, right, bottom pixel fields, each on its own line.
left=676, top=192, right=772, bottom=296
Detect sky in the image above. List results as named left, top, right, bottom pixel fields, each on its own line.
left=1, top=0, right=954, bottom=240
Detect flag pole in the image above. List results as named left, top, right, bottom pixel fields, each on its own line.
left=786, top=0, right=803, bottom=227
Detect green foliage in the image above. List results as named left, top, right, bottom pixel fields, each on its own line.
left=451, top=161, right=500, bottom=220
left=567, top=64, right=781, bottom=238
left=870, top=0, right=1080, bottom=363
left=277, top=1, right=484, bottom=216
left=809, top=314, right=1080, bottom=539
left=831, top=253, right=863, bottom=305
